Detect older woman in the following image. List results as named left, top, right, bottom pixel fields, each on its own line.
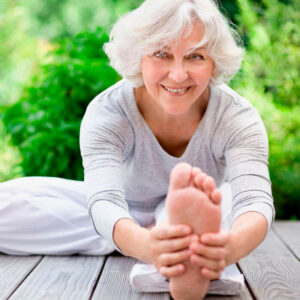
left=0, top=0, right=274, bottom=299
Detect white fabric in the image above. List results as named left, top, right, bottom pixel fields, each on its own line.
left=130, top=263, right=245, bottom=295
left=0, top=177, right=244, bottom=294
left=0, top=177, right=114, bottom=255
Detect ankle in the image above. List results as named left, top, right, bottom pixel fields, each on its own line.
left=169, top=266, right=210, bottom=300
left=170, top=279, right=209, bottom=300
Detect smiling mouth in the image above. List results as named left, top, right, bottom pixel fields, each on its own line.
left=161, top=85, right=191, bottom=94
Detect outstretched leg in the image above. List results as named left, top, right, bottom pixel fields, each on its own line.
left=166, top=163, right=221, bottom=300
left=0, top=177, right=114, bottom=255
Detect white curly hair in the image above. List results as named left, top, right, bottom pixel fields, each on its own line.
left=104, top=0, right=244, bottom=87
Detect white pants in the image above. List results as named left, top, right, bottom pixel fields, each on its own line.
left=0, top=177, right=232, bottom=256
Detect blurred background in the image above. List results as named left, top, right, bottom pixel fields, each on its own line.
left=0, top=0, right=299, bottom=219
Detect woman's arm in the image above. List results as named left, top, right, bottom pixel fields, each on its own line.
left=225, top=211, right=268, bottom=265
left=113, top=218, right=150, bottom=262
left=80, top=96, right=137, bottom=249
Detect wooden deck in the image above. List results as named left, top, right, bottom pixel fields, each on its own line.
left=1, top=221, right=300, bottom=300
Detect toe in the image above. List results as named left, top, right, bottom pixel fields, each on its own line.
left=203, top=176, right=216, bottom=197
left=191, top=167, right=202, bottom=187
left=192, top=167, right=202, bottom=178
left=211, top=189, right=222, bottom=205
left=195, top=173, right=220, bottom=205
left=169, top=163, right=193, bottom=190
left=194, top=172, right=206, bottom=190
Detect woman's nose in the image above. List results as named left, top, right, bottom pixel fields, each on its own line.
left=168, top=62, right=188, bottom=83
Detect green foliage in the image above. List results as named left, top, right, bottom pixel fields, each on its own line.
left=0, top=118, right=22, bottom=182
left=3, top=28, right=120, bottom=180
left=231, top=0, right=300, bottom=219
left=0, top=0, right=144, bottom=106
left=0, top=1, right=38, bottom=105
left=0, top=0, right=143, bottom=182
left=22, top=0, right=144, bottom=40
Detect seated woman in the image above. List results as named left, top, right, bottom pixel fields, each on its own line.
left=0, top=0, right=274, bottom=299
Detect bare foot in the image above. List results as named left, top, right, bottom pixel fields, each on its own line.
left=166, top=163, right=221, bottom=300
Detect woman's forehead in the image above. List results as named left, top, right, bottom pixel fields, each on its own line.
left=173, top=22, right=205, bottom=43
left=157, top=24, right=207, bottom=53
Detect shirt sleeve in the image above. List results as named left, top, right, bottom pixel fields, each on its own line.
left=221, top=99, right=275, bottom=231
left=79, top=96, right=135, bottom=251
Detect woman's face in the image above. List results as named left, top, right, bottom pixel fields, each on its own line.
left=140, top=22, right=215, bottom=116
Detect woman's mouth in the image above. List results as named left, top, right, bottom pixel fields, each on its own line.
left=161, top=85, right=191, bottom=95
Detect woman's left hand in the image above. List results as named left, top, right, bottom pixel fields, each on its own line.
left=189, top=229, right=230, bottom=280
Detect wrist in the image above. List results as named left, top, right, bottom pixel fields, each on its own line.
left=113, top=218, right=151, bottom=262
left=225, top=231, right=239, bottom=266
left=226, top=212, right=268, bottom=266
left=138, top=228, right=153, bottom=264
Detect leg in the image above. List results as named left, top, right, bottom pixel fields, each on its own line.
left=0, top=177, right=114, bottom=255
left=166, top=163, right=222, bottom=300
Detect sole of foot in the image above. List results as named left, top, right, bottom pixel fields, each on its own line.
left=166, top=163, right=222, bottom=300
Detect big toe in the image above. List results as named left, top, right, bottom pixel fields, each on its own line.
left=169, top=162, right=193, bottom=191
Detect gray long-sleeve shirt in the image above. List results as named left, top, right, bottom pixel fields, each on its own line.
left=80, top=79, right=275, bottom=249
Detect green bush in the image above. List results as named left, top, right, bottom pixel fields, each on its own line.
left=231, top=0, right=300, bottom=219
left=3, top=28, right=120, bottom=180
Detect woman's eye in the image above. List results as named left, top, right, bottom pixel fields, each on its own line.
left=189, top=54, right=204, bottom=60
left=154, top=51, right=168, bottom=59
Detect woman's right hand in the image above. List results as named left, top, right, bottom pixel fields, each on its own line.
left=145, top=223, right=198, bottom=278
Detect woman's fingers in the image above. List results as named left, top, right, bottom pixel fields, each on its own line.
left=190, top=254, right=226, bottom=272
left=148, top=224, right=198, bottom=269
left=188, top=231, right=229, bottom=280
left=151, top=224, right=196, bottom=253
left=201, top=267, right=222, bottom=280
left=152, top=224, right=192, bottom=240
left=201, top=230, right=229, bottom=246
left=190, top=242, right=225, bottom=260
left=158, top=249, right=191, bottom=266
left=157, top=234, right=197, bottom=253
left=159, top=264, right=186, bottom=278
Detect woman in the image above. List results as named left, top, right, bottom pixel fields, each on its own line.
left=0, top=0, right=274, bottom=299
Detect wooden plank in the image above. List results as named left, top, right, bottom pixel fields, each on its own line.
left=95, top=255, right=251, bottom=300
left=0, top=255, right=42, bottom=300
left=206, top=293, right=251, bottom=300
left=273, top=221, right=300, bottom=259
left=204, top=264, right=253, bottom=300
left=9, top=255, right=105, bottom=300
left=92, top=256, right=170, bottom=300
left=238, top=229, right=300, bottom=299
left=205, top=286, right=253, bottom=299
